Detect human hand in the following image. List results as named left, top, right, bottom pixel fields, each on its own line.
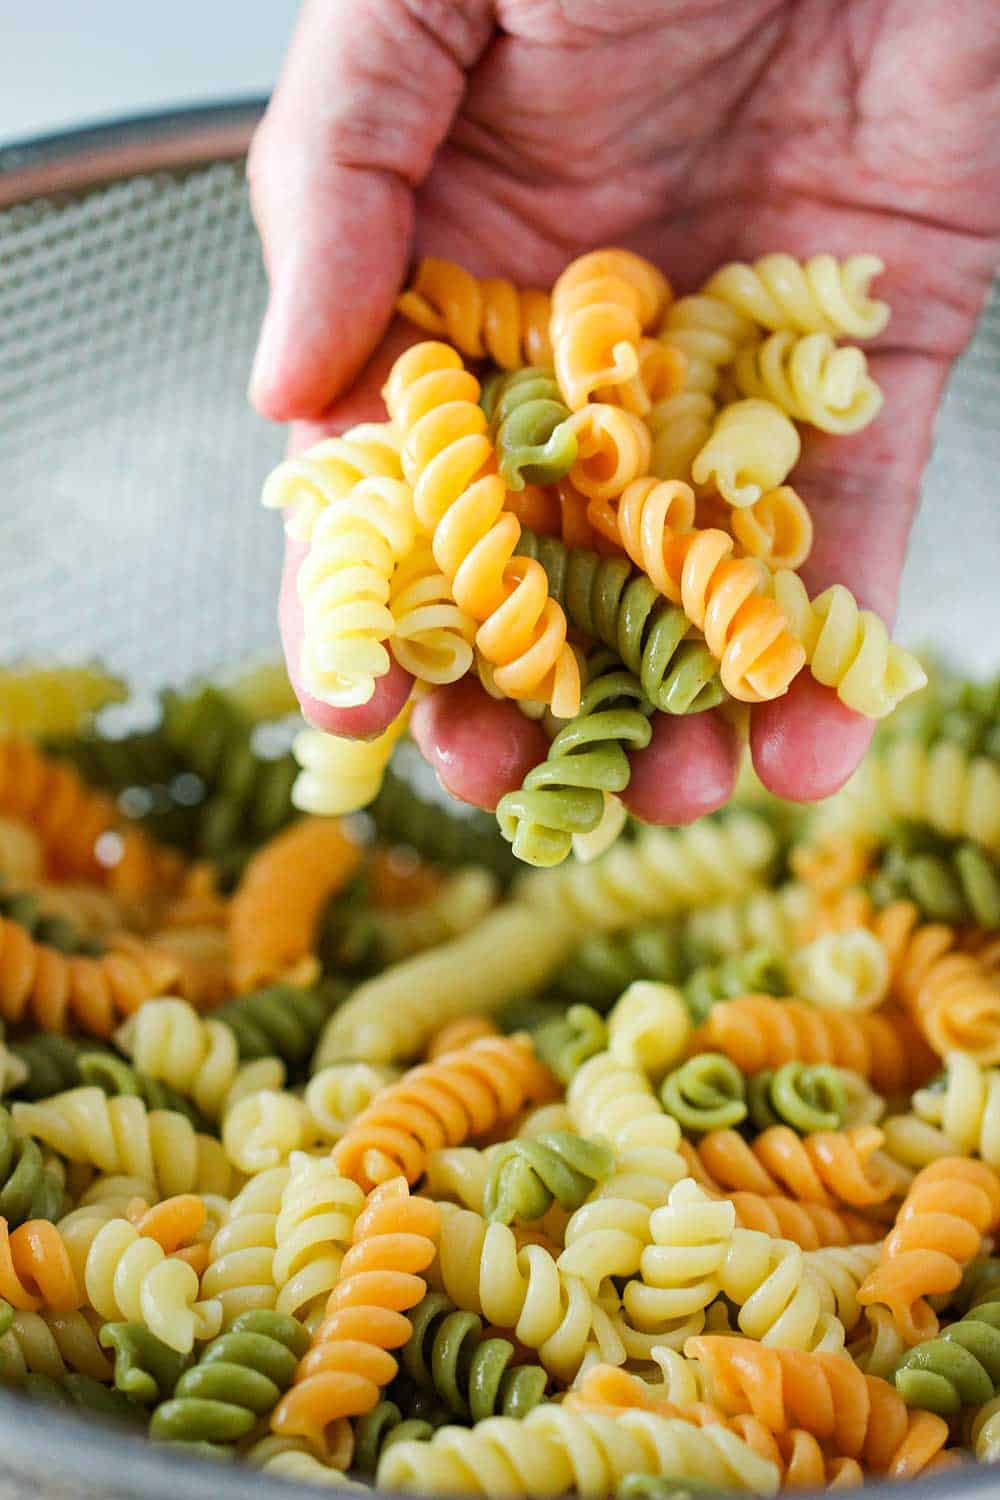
left=250, top=0, right=1000, bottom=820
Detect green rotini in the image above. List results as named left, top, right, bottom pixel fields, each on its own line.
left=496, top=651, right=653, bottom=867
left=483, top=1133, right=614, bottom=1224
left=894, top=1300, right=1000, bottom=1416
left=0, top=1107, right=64, bottom=1224
left=531, top=1004, right=609, bottom=1085
left=515, top=529, right=722, bottom=715
left=353, top=1393, right=447, bottom=1476
left=149, top=1311, right=309, bottom=1448
left=683, top=948, right=789, bottom=1024
left=99, top=1323, right=191, bottom=1404
left=659, top=1054, right=747, bottom=1133
left=871, top=831, right=1000, bottom=929
left=77, top=1053, right=207, bottom=1129
left=8, top=1035, right=96, bottom=1101
left=401, top=1292, right=548, bottom=1422
left=483, top=367, right=578, bottom=490
left=554, top=927, right=687, bottom=1010
left=746, top=1062, right=848, bottom=1134
left=212, top=981, right=345, bottom=1067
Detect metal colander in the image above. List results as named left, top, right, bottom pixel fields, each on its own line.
left=0, top=101, right=999, bottom=1500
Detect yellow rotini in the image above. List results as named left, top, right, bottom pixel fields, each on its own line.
left=787, top=928, right=890, bottom=1011
left=691, top=399, right=802, bottom=508
left=388, top=543, right=477, bottom=685
left=260, top=424, right=403, bottom=541
left=272, top=1152, right=365, bottom=1326
left=291, top=703, right=414, bottom=816
left=882, top=1052, right=1000, bottom=1170
left=647, top=389, right=717, bottom=484
left=730, top=485, right=814, bottom=571
left=768, top=569, right=927, bottom=719
left=115, top=997, right=284, bottom=1120
left=296, top=474, right=418, bottom=707
left=200, top=1166, right=287, bottom=1326
left=84, top=1215, right=221, bottom=1352
left=222, top=1089, right=315, bottom=1174
left=731, top=331, right=883, bottom=433
left=11, top=1089, right=238, bottom=1198
left=304, top=1064, right=401, bottom=1145
left=658, top=294, right=756, bottom=396
left=605, top=981, right=693, bottom=1077
left=702, top=253, right=890, bottom=339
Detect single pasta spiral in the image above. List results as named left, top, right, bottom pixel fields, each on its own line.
left=272, top=1154, right=365, bottom=1324
left=550, top=249, right=671, bottom=412
left=788, top=928, right=890, bottom=1011
left=702, top=253, right=890, bottom=339
left=84, top=1216, right=221, bottom=1353
left=389, top=544, right=477, bottom=685
left=483, top=1132, right=614, bottom=1226
left=594, top=478, right=806, bottom=701
left=271, top=1178, right=441, bottom=1454
left=260, top=424, right=402, bottom=541
left=292, top=707, right=413, bottom=816
left=684, top=1335, right=948, bottom=1479
left=624, top=1177, right=737, bottom=1333
left=687, top=1124, right=901, bottom=1208
left=563, top=405, right=652, bottom=501
left=332, top=1035, right=556, bottom=1190
left=658, top=295, right=756, bottom=395
left=378, top=1398, right=780, bottom=1496
left=769, top=570, right=927, bottom=719
left=0, top=1219, right=82, bottom=1312
left=857, top=1158, right=1000, bottom=1343
left=12, top=1089, right=237, bottom=1199
left=729, top=486, right=814, bottom=572
left=893, top=1299, right=1000, bottom=1416
left=201, top=1166, right=287, bottom=1326
left=483, top=366, right=577, bottom=491
left=0, top=1306, right=110, bottom=1383
left=383, top=342, right=580, bottom=716
left=397, top=257, right=552, bottom=369
left=731, top=331, right=883, bottom=433
left=907, top=1051, right=1000, bottom=1167
left=691, top=399, right=802, bottom=509
left=296, top=475, right=418, bottom=707
left=115, top=996, right=283, bottom=1121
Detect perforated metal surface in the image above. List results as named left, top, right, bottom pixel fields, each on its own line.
left=2, top=141, right=999, bottom=688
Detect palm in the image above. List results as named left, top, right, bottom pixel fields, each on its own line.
left=413, top=0, right=1000, bottom=614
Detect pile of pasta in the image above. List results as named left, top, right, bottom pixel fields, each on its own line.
left=264, top=248, right=927, bottom=868
left=0, top=655, right=997, bottom=1493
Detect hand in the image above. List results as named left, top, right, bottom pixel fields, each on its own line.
left=250, top=0, right=1000, bottom=821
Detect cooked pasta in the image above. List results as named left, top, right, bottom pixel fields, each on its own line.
left=84, top=1216, right=220, bottom=1353
left=292, top=711, right=414, bottom=819
left=731, top=331, right=883, bottom=433
left=702, top=253, right=890, bottom=339
left=729, top=485, right=814, bottom=572
left=563, top=404, right=653, bottom=501
left=115, top=997, right=283, bottom=1120
left=383, top=342, right=580, bottom=716
left=768, top=570, right=927, bottom=719
left=590, top=478, right=806, bottom=702
left=272, top=1154, right=365, bottom=1324
left=893, top=1298, right=1000, bottom=1416
left=401, top=1289, right=547, bottom=1421
left=484, top=366, right=578, bottom=491
left=200, top=1167, right=286, bottom=1326
left=551, top=249, right=670, bottom=412
left=398, top=258, right=552, bottom=369
left=261, top=424, right=402, bottom=541
left=691, top=399, right=801, bottom=509
left=788, top=928, right=890, bottom=1011
left=388, top=545, right=477, bottom=686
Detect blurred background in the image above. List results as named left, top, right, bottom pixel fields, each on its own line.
left=0, top=4, right=296, bottom=145
left=1, top=1, right=997, bottom=694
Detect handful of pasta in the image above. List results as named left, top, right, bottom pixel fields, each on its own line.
left=265, top=247, right=925, bottom=867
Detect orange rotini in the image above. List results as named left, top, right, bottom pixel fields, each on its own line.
left=686, top=1124, right=902, bottom=1209
left=730, top=485, right=814, bottom=572
left=271, top=1177, right=440, bottom=1454
left=689, top=995, right=937, bottom=1094
left=550, top=249, right=671, bottom=412
left=684, top=1336, right=948, bottom=1479
left=723, top=1186, right=883, bottom=1251
left=563, top=405, right=652, bottom=502
left=857, top=1157, right=1000, bottom=1344
left=397, top=257, right=552, bottom=369
left=0, top=915, right=182, bottom=1037
left=127, top=1194, right=207, bottom=1255
left=383, top=342, right=581, bottom=716
left=332, top=1035, right=557, bottom=1191
left=589, top=477, right=806, bottom=701
left=0, top=1220, right=82, bottom=1313
left=228, top=816, right=363, bottom=992
left=425, top=1016, right=499, bottom=1061
left=565, top=1363, right=866, bottom=1490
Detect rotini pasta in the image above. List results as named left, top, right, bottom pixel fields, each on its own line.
left=701, top=253, right=890, bottom=339
left=731, top=331, right=883, bottom=433
left=691, top=399, right=801, bottom=509
left=261, top=423, right=402, bottom=541
left=388, top=544, right=477, bottom=686
left=398, top=258, right=552, bottom=369
left=551, top=249, right=670, bottom=412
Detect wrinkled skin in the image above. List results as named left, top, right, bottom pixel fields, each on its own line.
left=250, top=0, right=1000, bottom=817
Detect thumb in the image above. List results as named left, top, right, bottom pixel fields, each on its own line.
left=248, top=0, right=494, bottom=421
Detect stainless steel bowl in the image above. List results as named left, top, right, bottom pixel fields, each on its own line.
left=1, top=101, right=998, bottom=1499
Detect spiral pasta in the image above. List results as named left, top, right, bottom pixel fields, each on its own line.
left=858, top=1158, right=1000, bottom=1343
left=893, top=1298, right=1000, bottom=1415
left=398, top=258, right=552, bottom=369
left=272, top=1155, right=364, bottom=1325
left=532, top=1004, right=609, bottom=1086
left=768, top=570, right=927, bottom=718
left=292, top=712, right=414, bottom=820
left=787, top=928, right=890, bottom=1011
left=690, top=995, right=936, bottom=1094
left=691, top=399, right=801, bottom=509
left=659, top=1054, right=748, bottom=1134
left=551, top=249, right=670, bottom=412
left=271, top=1178, right=441, bottom=1454
left=200, top=1167, right=286, bottom=1326
left=874, top=836, right=1000, bottom=929
left=333, top=1035, right=556, bottom=1191
left=484, top=367, right=578, bottom=491
left=383, top=342, right=580, bottom=716
left=497, top=651, right=652, bottom=868
left=684, top=1335, right=947, bottom=1479
left=731, top=331, right=883, bottom=433
left=115, top=997, right=282, bottom=1121
left=401, top=1289, right=547, bottom=1422
left=296, top=474, right=418, bottom=707
left=0, top=664, right=126, bottom=738
left=388, top=544, right=477, bottom=686
left=729, top=484, right=814, bottom=572
left=261, top=423, right=402, bottom=541
left=378, top=1399, right=780, bottom=1495
left=904, top=1052, right=1000, bottom=1167
left=745, top=1062, right=852, bottom=1134
left=514, top=529, right=721, bottom=715
left=211, top=980, right=339, bottom=1066
left=0, top=1306, right=111, bottom=1384
left=0, top=1106, right=65, bottom=1225
left=563, top=404, right=653, bottom=501
left=483, top=1133, right=613, bottom=1226
left=11, top=1089, right=237, bottom=1199
left=702, top=253, right=890, bottom=339
left=592, top=478, right=806, bottom=701
left=82, top=1216, right=220, bottom=1353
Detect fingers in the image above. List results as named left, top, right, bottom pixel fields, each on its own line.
left=286, top=319, right=426, bottom=455
left=410, top=678, right=549, bottom=811
left=622, top=708, right=741, bottom=824
left=751, top=351, right=946, bottom=800
left=248, top=0, right=494, bottom=421
left=280, top=535, right=414, bottom=738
